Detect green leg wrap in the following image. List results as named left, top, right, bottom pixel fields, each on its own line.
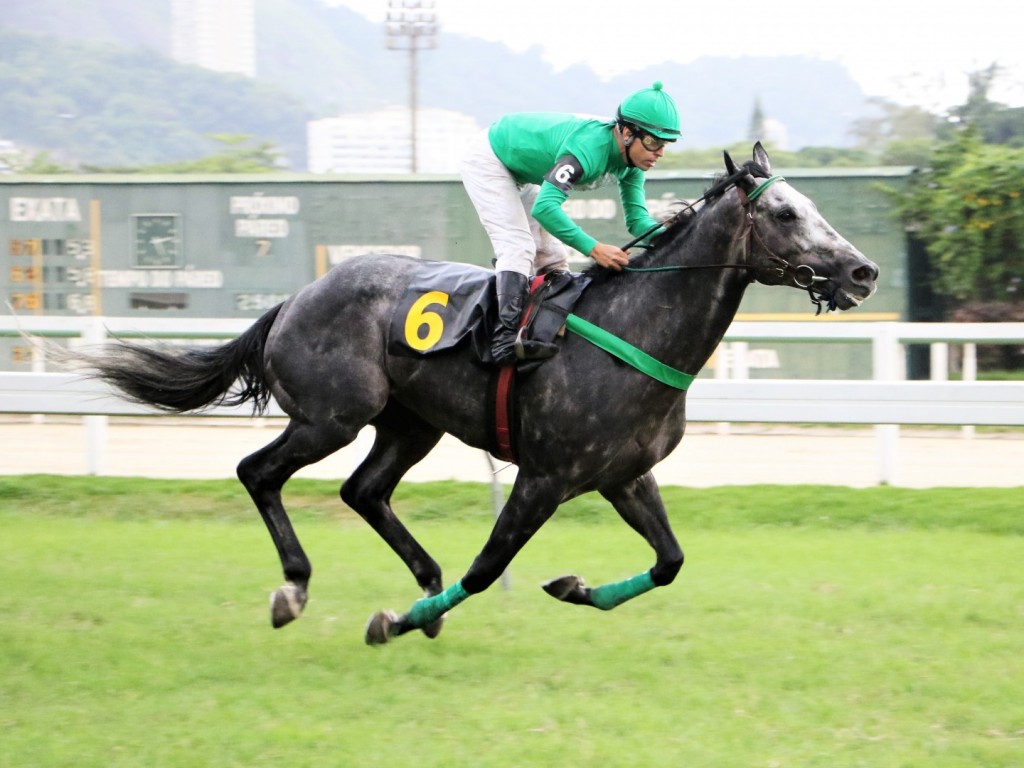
left=407, top=582, right=469, bottom=628
left=589, top=571, right=657, bottom=611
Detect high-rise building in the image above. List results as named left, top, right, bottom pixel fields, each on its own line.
left=171, top=0, right=256, bottom=78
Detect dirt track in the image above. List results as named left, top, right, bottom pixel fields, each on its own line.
left=5, top=417, right=1021, bottom=488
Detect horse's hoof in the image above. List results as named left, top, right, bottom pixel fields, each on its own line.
left=542, top=574, right=585, bottom=601
left=365, top=610, right=399, bottom=645
left=421, top=615, right=445, bottom=639
left=270, top=583, right=307, bottom=629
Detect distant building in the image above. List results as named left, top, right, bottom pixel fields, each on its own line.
left=308, top=108, right=483, bottom=174
left=171, top=0, right=256, bottom=78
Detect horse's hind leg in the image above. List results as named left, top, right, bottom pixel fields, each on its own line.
left=543, top=471, right=684, bottom=610
left=237, top=419, right=360, bottom=628
left=341, top=401, right=446, bottom=638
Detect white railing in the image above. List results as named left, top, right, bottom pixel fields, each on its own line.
left=2, top=316, right=1023, bottom=483
left=3, top=371, right=1023, bottom=426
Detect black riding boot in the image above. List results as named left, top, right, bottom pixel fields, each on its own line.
left=491, top=271, right=558, bottom=366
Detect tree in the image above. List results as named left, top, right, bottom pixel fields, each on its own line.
left=951, top=64, right=1002, bottom=128
left=850, top=98, right=940, bottom=154
left=0, top=27, right=307, bottom=169
left=889, top=128, right=1024, bottom=308
left=942, top=63, right=1024, bottom=147
left=979, top=107, right=1024, bottom=148
left=81, top=135, right=284, bottom=174
left=747, top=97, right=766, bottom=143
left=2, top=149, right=74, bottom=174
left=657, top=142, right=874, bottom=171
left=879, top=138, right=936, bottom=168
left=142, top=135, right=284, bottom=173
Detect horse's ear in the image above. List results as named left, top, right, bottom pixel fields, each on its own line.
left=723, top=150, right=738, bottom=176
left=725, top=149, right=757, bottom=194
left=752, top=141, right=772, bottom=174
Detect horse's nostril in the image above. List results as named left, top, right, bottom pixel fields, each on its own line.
left=852, top=263, right=879, bottom=283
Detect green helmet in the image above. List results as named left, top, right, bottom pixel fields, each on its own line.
left=617, top=81, right=680, bottom=140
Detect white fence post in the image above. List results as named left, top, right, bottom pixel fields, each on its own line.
left=872, top=322, right=901, bottom=485
left=30, top=339, right=46, bottom=426
left=725, top=341, right=749, bottom=437
left=82, top=318, right=108, bottom=475
left=930, top=342, right=949, bottom=382
left=484, top=452, right=511, bottom=591
left=731, top=341, right=750, bottom=380
left=714, top=343, right=731, bottom=436
left=962, top=343, right=977, bottom=439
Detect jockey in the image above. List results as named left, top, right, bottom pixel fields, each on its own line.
left=460, top=81, right=680, bottom=365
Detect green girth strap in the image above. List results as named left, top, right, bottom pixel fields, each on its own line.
left=564, top=313, right=695, bottom=391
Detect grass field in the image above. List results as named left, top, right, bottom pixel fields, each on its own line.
left=2, top=476, right=1022, bottom=767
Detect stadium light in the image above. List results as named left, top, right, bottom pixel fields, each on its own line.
left=385, top=0, right=438, bottom=173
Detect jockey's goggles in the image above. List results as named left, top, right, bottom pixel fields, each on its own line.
left=639, top=132, right=673, bottom=152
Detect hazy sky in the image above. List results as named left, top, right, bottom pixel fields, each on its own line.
left=331, top=0, right=1024, bottom=110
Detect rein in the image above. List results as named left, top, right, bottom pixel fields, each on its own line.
left=621, top=174, right=839, bottom=314
left=564, top=172, right=838, bottom=390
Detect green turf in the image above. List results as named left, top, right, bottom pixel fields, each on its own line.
left=2, top=477, right=1022, bottom=767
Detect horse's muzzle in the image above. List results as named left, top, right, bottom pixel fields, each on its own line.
left=833, top=253, right=879, bottom=310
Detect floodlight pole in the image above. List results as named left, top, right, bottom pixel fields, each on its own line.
left=386, top=0, right=438, bottom=173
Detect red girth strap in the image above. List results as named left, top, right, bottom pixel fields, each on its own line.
left=493, top=275, right=546, bottom=463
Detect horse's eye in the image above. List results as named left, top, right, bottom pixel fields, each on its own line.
left=775, top=207, right=797, bottom=222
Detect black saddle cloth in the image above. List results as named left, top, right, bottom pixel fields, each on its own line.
left=387, top=261, right=591, bottom=367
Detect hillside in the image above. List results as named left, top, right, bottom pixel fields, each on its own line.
left=0, top=28, right=310, bottom=168
left=1, top=0, right=872, bottom=168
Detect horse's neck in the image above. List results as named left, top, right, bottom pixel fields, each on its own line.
left=583, top=205, right=749, bottom=375
left=647, top=268, right=749, bottom=376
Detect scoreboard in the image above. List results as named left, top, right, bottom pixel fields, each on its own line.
left=7, top=198, right=100, bottom=318
left=1, top=176, right=493, bottom=322
left=1, top=170, right=912, bottom=374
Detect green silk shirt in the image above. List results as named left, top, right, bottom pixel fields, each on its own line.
left=487, top=113, right=659, bottom=256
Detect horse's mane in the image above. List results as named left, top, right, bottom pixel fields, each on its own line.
left=581, top=157, right=770, bottom=280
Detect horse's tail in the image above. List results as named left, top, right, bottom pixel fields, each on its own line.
left=73, top=303, right=283, bottom=415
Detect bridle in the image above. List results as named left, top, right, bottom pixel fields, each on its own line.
left=621, top=174, right=840, bottom=314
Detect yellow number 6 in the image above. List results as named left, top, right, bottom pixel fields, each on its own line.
left=404, top=290, right=450, bottom=351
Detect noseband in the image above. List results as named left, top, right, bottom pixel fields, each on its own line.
left=624, top=174, right=840, bottom=314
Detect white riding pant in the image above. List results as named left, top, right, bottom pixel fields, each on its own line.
left=460, top=129, right=570, bottom=277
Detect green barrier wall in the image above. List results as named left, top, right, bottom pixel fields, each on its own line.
left=1, top=169, right=911, bottom=377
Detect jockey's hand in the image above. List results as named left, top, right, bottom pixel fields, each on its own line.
left=589, top=242, right=630, bottom=271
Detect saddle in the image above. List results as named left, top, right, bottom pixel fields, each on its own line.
left=388, top=261, right=592, bottom=463
left=387, top=262, right=591, bottom=366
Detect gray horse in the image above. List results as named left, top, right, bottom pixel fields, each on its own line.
left=71, top=144, right=878, bottom=645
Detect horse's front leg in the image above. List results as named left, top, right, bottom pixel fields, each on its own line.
left=543, top=471, right=684, bottom=610
left=365, top=475, right=564, bottom=644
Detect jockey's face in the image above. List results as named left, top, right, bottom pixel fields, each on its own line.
left=626, top=128, right=669, bottom=171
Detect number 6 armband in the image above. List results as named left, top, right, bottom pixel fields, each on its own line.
left=543, top=154, right=584, bottom=193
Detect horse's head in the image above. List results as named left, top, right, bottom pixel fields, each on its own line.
left=724, top=143, right=879, bottom=312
